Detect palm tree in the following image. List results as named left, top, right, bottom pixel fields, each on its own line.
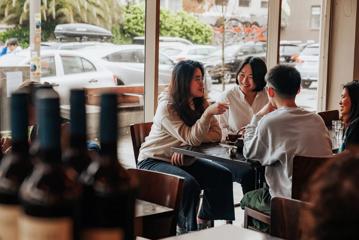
left=0, top=0, right=121, bottom=30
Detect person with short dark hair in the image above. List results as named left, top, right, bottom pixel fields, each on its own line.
left=218, top=56, right=268, bottom=194
left=301, top=150, right=359, bottom=240
left=138, top=60, right=234, bottom=233
left=0, top=38, right=21, bottom=57
left=240, top=65, right=332, bottom=225
left=339, top=80, right=359, bottom=151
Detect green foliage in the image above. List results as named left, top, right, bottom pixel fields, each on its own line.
left=0, top=27, right=29, bottom=48
left=0, top=23, right=56, bottom=47
left=120, top=5, right=213, bottom=44
left=120, top=4, right=145, bottom=40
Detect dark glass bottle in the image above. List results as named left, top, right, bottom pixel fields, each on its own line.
left=0, top=92, right=32, bottom=239
left=19, top=90, right=80, bottom=240
left=80, top=93, right=136, bottom=240
left=63, top=89, right=91, bottom=176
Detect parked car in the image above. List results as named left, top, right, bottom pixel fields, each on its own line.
left=161, top=44, right=218, bottom=63
left=203, top=42, right=266, bottom=83
left=295, top=43, right=320, bottom=88
left=79, top=44, right=175, bottom=85
left=133, top=36, right=193, bottom=46
left=279, top=42, right=302, bottom=63
left=0, top=49, right=117, bottom=103
left=41, top=41, right=115, bottom=50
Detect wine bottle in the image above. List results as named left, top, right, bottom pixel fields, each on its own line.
left=80, top=93, right=136, bottom=240
left=0, top=92, right=32, bottom=240
left=63, top=89, right=91, bottom=176
left=19, top=90, right=80, bottom=240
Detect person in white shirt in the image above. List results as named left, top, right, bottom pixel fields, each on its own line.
left=138, top=60, right=234, bottom=233
left=218, top=56, right=268, bottom=194
left=240, top=64, right=332, bottom=217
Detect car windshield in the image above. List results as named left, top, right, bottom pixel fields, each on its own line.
left=302, top=46, right=320, bottom=56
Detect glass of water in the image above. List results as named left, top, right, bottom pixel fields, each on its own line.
left=332, top=120, right=344, bottom=142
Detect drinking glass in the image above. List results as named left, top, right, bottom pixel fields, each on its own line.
left=332, top=120, right=344, bottom=142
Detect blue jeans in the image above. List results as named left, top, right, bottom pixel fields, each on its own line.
left=137, top=158, right=235, bottom=231
left=213, top=160, right=255, bottom=194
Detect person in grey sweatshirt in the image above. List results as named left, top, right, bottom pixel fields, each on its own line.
left=138, top=60, right=234, bottom=233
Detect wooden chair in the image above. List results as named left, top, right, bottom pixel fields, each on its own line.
left=270, top=197, right=309, bottom=240
left=318, top=110, right=339, bottom=129
left=130, top=122, right=153, bottom=164
left=243, top=155, right=330, bottom=236
left=128, top=168, right=183, bottom=239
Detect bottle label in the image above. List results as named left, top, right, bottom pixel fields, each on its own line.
left=81, top=229, right=124, bottom=240
left=0, top=204, right=21, bottom=240
left=19, top=215, right=73, bottom=240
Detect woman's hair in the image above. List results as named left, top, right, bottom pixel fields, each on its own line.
left=235, top=56, right=267, bottom=91
left=168, top=60, right=205, bottom=126
left=343, top=80, right=359, bottom=123
left=301, top=151, right=359, bottom=240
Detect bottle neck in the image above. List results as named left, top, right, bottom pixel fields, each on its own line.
left=100, top=142, right=117, bottom=161
left=70, top=134, right=87, bottom=150
left=11, top=140, right=29, bottom=157
left=37, top=148, right=62, bottom=164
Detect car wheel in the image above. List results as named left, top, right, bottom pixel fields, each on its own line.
left=116, top=77, right=124, bottom=85
left=301, top=80, right=312, bottom=88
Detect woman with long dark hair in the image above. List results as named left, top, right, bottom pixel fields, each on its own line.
left=137, top=60, right=234, bottom=233
left=217, top=56, right=268, bottom=194
left=339, top=80, right=359, bottom=151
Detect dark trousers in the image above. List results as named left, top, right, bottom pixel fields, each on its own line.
left=137, top=158, right=235, bottom=231
left=213, top=160, right=255, bottom=194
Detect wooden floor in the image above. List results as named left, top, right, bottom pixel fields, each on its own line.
left=117, top=132, right=245, bottom=227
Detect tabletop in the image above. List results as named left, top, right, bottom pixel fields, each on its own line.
left=135, top=199, right=173, bottom=218
left=171, top=143, right=253, bottom=167
left=160, top=224, right=284, bottom=240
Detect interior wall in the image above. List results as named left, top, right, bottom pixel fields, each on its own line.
left=327, top=0, right=357, bottom=110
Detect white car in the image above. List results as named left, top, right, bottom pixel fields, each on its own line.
left=295, top=44, right=320, bottom=88
left=79, top=44, right=175, bottom=85
left=0, top=49, right=117, bottom=103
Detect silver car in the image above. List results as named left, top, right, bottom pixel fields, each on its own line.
left=295, top=44, right=320, bottom=88
left=0, top=49, right=117, bottom=103
left=79, top=44, right=174, bottom=85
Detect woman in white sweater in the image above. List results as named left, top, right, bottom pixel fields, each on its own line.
left=218, top=56, right=268, bottom=194
left=138, top=60, right=234, bottom=233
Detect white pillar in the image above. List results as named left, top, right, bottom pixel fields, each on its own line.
left=29, top=0, right=41, bottom=82
left=144, top=0, right=160, bottom=121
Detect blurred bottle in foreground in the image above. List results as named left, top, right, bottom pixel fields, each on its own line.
left=80, top=93, right=137, bottom=240
left=63, top=89, right=91, bottom=177
left=0, top=92, right=32, bottom=240
left=19, top=90, right=80, bottom=240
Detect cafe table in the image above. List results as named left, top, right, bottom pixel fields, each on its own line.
left=135, top=199, right=174, bottom=236
left=160, top=224, right=284, bottom=240
left=171, top=143, right=264, bottom=189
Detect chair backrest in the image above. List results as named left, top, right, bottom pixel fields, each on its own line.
left=270, top=197, right=308, bottom=240
left=130, top=122, right=153, bottom=164
left=318, top=110, right=339, bottom=129
left=127, top=168, right=183, bottom=238
left=292, top=155, right=330, bottom=200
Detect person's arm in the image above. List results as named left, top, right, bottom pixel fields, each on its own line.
left=161, top=103, right=228, bottom=146
left=203, top=116, right=222, bottom=143
left=243, top=103, right=278, bottom=165
left=218, top=96, right=231, bottom=139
